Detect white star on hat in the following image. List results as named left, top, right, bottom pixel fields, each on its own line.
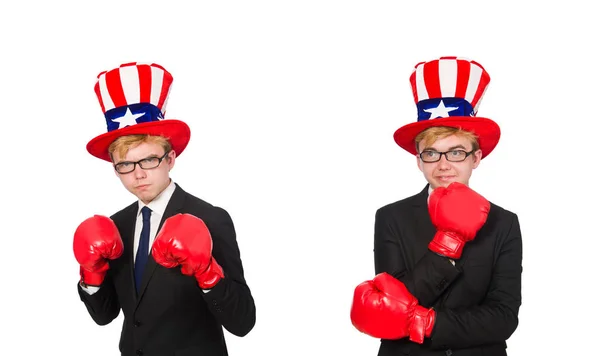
left=424, top=100, right=458, bottom=119
left=111, top=108, right=145, bottom=128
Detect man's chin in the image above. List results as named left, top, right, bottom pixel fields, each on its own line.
left=431, top=179, right=460, bottom=189
left=137, top=193, right=157, bottom=205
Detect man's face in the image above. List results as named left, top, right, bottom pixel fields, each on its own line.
left=416, top=134, right=482, bottom=190
left=112, top=141, right=176, bottom=204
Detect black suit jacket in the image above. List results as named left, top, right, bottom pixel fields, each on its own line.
left=373, top=185, right=522, bottom=356
left=78, top=183, right=256, bottom=356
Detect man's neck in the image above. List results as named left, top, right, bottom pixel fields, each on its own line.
left=141, top=179, right=174, bottom=206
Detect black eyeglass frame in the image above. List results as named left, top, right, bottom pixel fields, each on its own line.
left=417, top=149, right=476, bottom=163
left=113, top=151, right=170, bottom=174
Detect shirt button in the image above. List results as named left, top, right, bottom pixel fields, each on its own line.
left=136, top=349, right=143, bottom=355
left=134, top=321, right=141, bottom=327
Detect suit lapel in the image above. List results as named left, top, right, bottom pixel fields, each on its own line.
left=411, top=185, right=437, bottom=258
left=118, top=203, right=139, bottom=304
left=135, top=184, right=186, bottom=305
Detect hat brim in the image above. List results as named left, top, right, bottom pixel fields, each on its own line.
left=393, top=117, right=501, bottom=159
left=86, top=120, right=191, bottom=162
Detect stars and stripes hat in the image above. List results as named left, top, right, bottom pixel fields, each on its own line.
left=86, top=62, right=191, bottom=162
left=393, top=56, right=501, bottom=159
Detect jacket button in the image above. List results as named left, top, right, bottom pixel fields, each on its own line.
left=136, top=350, right=143, bottom=355
left=134, top=321, right=141, bottom=327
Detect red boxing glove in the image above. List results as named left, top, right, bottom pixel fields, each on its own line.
left=73, top=215, right=124, bottom=287
left=151, top=213, right=224, bottom=289
left=350, top=273, right=435, bottom=343
left=428, top=182, right=490, bottom=259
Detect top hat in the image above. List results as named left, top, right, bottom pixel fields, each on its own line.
left=393, top=56, right=501, bottom=159
left=86, top=62, right=191, bottom=162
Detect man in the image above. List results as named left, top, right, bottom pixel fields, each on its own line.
left=73, top=62, right=256, bottom=356
left=350, top=56, right=522, bottom=355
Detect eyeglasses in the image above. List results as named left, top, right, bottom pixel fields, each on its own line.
left=113, top=152, right=169, bottom=174
left=418, top=149, right=475, bottom=163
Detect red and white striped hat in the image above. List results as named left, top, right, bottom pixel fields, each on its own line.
left=393, top=56, right=501, bottom=159
left=86, top=62, right=190, bottom=162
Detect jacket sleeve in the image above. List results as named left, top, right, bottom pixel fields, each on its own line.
left=77, top=272, right=121, bottom=326
left=429, top=214, right=523, bottom=349
left=374, top=207, right=462, bottom=307
left=201, top=207, right=256, bottom=337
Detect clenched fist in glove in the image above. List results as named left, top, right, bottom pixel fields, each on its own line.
left=73, top=215, right=124, bottom=287
left=428, top=182, right=490, bottom=259
left=350, top=273, right=435, bottom=343
left=151, top=213, right=224, bottom=289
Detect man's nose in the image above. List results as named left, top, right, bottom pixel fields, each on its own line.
left=133, top=163, right=147, bottom=178
left=437, top=154, right=451, bottom=168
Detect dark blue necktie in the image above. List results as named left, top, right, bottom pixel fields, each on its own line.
left=134, top=206, right=152, bottom=294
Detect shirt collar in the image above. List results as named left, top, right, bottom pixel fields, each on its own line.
left=427, top=184, right=433, bottom=204
left=137, top=180, right=176, bottom=217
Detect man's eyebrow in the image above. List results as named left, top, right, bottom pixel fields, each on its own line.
left=115, top=154, right=161, bottom=164
left=422, top=144, right=467, bottom=151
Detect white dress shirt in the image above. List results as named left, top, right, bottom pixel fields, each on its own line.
left=132, top=180, right=176, bottom=263
left=80, top=180, right=177, bottom=295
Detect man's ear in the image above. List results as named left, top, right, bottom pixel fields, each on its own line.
left=167, top=150, right=177, bottom=170
left=416, top=154, right=424, bottom=172
left=109, top=153, right=119, bottom=177
left=415, top=141, right=424, bottom=172
left=472, top=149, right=483, bottom=169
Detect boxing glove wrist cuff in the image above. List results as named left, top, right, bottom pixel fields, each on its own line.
left=410, top=305, right=436, bottom=344
left=195, top=258, right=225, bottom=289
left=428, top=231, right=465, bottom=259
left=80, top=266, right=106, bottom=287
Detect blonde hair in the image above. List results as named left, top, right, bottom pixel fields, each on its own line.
left=108, top=135, right=172, bottom=161
left=415, top=126, right=480, bottom=152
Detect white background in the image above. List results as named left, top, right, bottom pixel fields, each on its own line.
left=1, top=1, right=598, bottom=355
